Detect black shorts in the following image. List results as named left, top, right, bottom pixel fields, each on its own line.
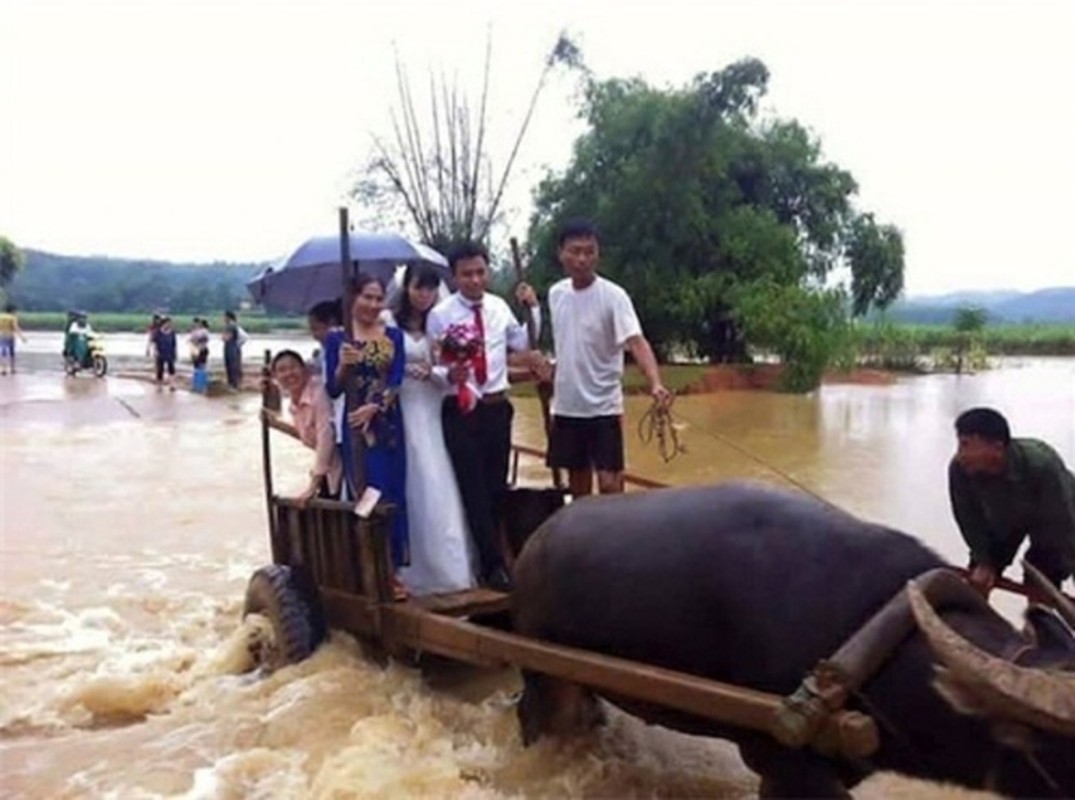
left=547, top=414, right=624, bottom=472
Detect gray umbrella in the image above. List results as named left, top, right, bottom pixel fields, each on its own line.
left=247, top=232, right=450, bottom=314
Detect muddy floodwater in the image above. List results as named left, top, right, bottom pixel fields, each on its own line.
left=1, top=353, right=1071, bottom=799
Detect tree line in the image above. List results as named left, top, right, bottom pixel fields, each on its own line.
left=3, top=248, right=262, bottom=314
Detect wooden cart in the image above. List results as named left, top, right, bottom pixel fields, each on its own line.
left=245, top=374, right=879, bottom=763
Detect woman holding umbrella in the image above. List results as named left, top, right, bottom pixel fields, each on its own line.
left=328, top=274, right=409, bottom=599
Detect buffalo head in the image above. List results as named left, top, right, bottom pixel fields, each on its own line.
left=908, top=573, right=1075, bottom=796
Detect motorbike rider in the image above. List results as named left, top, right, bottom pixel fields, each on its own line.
left=66, top=312, right=94, bottom=366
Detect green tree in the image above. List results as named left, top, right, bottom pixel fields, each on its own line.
left=528, top=58, right=905, bottom=389
left=952, top=304, right=988, bottom=374
left=0, top=236, right=26, bottom=297
left=845, top=213, right=905, bottom=316
left=733, top=281, right=852, bottom=392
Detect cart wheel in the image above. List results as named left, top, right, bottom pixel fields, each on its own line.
left=92, top=355, right=108, bottom=377
left=243, top=565, right=323, bottom=670
left=64, top=358, right=77, bottom=376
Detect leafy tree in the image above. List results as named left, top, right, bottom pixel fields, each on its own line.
left=952, top=304, right=988, bottom=374
left=353, top=32, right=583, bottom=252
left=845, top=213, right=904, bottom=316
left=528, top=57, right=905, bottom=388
left=733, top=281, right=852, bottom=392
left=0, top=236, right=26, bottom=295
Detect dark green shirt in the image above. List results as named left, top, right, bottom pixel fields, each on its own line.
left=948, top=438, right=1075, bottom=572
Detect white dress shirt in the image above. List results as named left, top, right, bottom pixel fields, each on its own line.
left=426, top=292, right=536, bottom=395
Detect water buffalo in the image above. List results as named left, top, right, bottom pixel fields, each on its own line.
left=511, top=482, right=1075, bottom=798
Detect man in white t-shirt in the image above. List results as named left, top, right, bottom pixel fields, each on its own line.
left=545, top=219, right=671, bottom=497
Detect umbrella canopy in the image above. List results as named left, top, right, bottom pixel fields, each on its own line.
left=247, top=232, right=450, bottom=314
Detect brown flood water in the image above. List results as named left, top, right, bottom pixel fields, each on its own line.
left=1, top=358, right=1072, bottom=799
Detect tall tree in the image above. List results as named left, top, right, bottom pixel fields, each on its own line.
left=353, top=32, right=582, bottom=252
left=528, top=58, right=905, bottom=389
left=0, top=236, right=26, bottom=293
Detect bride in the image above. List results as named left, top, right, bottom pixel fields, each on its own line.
left=390, top=264, right=478, bottom=595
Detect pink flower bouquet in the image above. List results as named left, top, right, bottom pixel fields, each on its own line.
left=439, top=321, right=484, bottom=412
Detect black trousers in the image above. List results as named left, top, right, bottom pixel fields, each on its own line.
left=442, top=397, right=513, bottom=577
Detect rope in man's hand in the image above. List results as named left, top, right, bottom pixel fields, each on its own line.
left=638, top=398, right=687, bottom=463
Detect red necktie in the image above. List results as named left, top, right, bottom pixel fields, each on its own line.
left=472, top=302, right=488, bottom=386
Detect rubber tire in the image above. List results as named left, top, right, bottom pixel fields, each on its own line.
left=92, top=355, right=108, bottom=377
left=243, top=565, right=321, bottom=670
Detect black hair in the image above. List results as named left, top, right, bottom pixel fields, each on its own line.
left=270, top=349, right=305, bottom=371
left=955, top=407, right=1011, bottom=444
left=392, top=263, right=441, bottom=332
left=447, top=241, right=489, bottom=274
left=352, top=272, right=386, bottom=296
left=225, top=310, right=237, bottom=321
left=557, top=218, right=601, bottom=247
left=349, top=273, right=386, bottom=316
left=5, top=303, right=16, bottom=313
left=307, top=299, right=342, bottom=326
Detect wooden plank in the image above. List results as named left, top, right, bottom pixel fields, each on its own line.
left=379, top=607, right=875, bottom=758
left=410, top=588, right=510, bottom=617
left=270, top=499, right=288, bottom=565
left=312, top=506, right=332, bottom=590
left=321, top=588, right=380, bottom=637
left=287, top=506, right=305, bottom=568
left=383, top=606, right=775, bottom=729
left=339, top=510, right=361, bottom=594
left=366, top=513, right=395, bottom=603
left=356, top=516, right=379, bottom=601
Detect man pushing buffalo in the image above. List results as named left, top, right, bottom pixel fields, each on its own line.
left=949, top=406, right=1075, bottom=595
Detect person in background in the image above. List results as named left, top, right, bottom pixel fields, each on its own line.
left=307, top=299, right=346, bottom=462
left=187, top=318, right=210, bottom=393
left=0, top=303, right=27, bottom=376
left=222, top=310, right=244, bottom=390
left=145, top=313, right=162, bottom=361
left=152, top=316, right=178, bottom=390
left=542, top=218, right=672, bottom=497
left=66, top=312, right=93, bottom=367
left=949, top=406, right=1075, bottom=595
left=270, top=349, right=342, bottom=504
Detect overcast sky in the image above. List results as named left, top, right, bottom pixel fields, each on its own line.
left=1, top=0, right=1072, bottom=296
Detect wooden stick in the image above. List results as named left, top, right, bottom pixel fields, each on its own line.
left=509, top=237, right=562, bottom=489
left=261, top=349, right=280, bottom=548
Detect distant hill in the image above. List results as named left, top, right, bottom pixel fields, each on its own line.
left=886, top=287, right=1075, bottom=324
left=6, top=249, right=266, bottom=314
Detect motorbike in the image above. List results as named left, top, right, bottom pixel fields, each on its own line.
left=64, top=330, right=108, bottom=377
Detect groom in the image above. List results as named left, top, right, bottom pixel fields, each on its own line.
left=427, top=241, right=541, bottom=591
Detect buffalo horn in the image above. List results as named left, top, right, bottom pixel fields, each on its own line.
left=1022, top=559, right=1075, bottom=631
left=907, top=580, right=1075, bottom=737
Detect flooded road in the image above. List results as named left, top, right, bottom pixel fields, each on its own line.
left=2, top=358, right=1071, bottom=799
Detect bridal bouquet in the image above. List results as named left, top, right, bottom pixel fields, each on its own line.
left=439, top=321, right=484, bottom=413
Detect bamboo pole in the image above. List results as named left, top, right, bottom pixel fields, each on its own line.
left=261, top=349, right=281, bottom=553
left=509, top=237, right=561, bottom=489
